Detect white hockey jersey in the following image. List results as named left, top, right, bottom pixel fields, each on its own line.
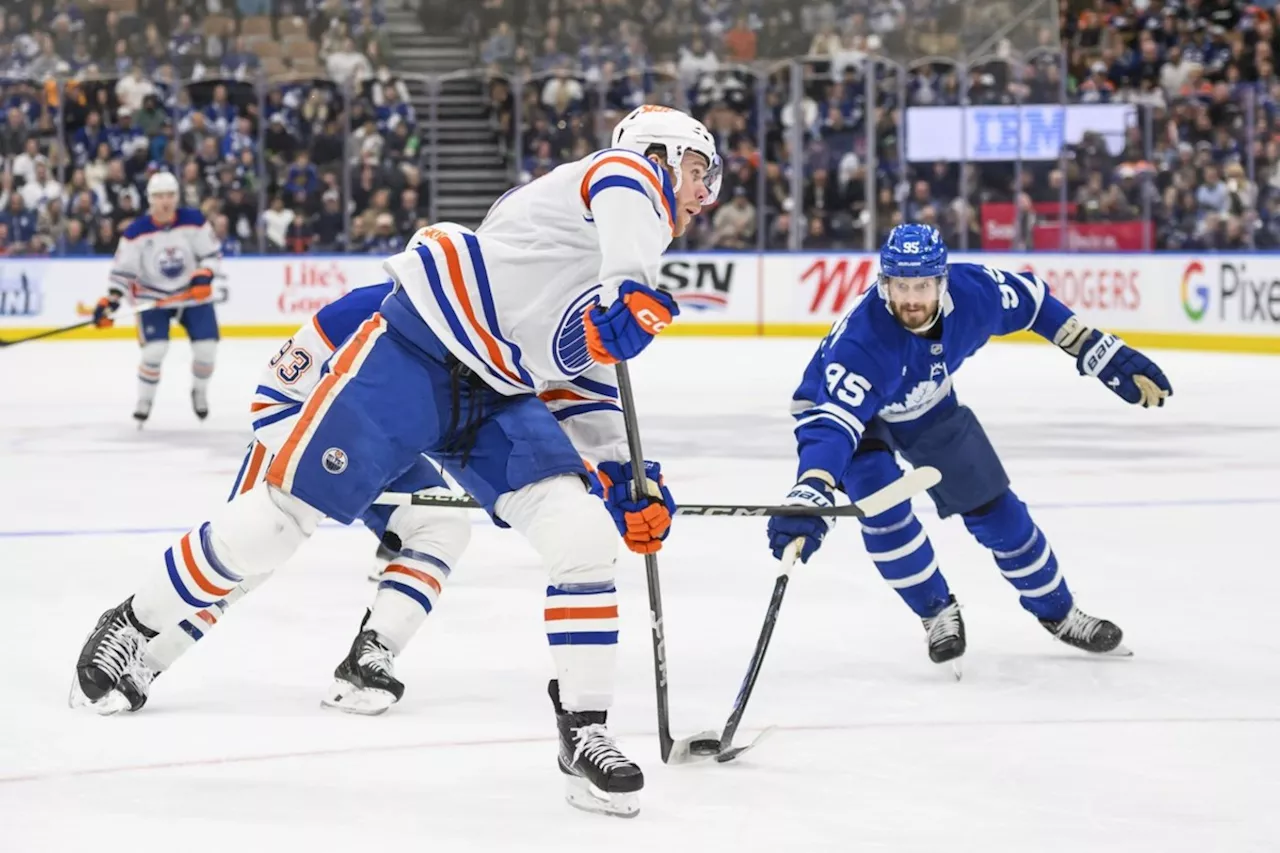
left=381, top=147, right=679, bottom=464
left=109, top=208, right=222, bottom=301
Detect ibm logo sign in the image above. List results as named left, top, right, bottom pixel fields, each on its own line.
left=972, top=109, right=1065, bottom=158
left=905, top=104, right=1134, bottom=163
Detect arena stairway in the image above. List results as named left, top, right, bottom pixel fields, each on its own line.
left=386, top=6, right=512, bottom=226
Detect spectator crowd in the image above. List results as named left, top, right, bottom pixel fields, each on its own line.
left=471, top=0, right=1278, bottom=251
left=3, top=0, right=1277, bottom=254
left=0, top=0, right=431, bottom=256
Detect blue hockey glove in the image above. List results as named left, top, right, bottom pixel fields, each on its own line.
left=583, top=280, right=679, bottom=364
left=592, top=460, right=676, bottom=554
left=1076, top=329, right=1172, bottom=408
left=766, top=476, right=838, bottom=563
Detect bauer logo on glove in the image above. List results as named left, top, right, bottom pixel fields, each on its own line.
left=1075, top=329, right=1173, bottom=408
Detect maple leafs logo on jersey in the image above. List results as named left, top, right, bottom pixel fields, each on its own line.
left=879, top=379, right=949, bottom=418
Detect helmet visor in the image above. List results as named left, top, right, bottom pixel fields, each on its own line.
left=701, top=153, right=723, bottom=205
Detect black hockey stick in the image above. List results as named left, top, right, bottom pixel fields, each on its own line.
left=615, top=361, right=722, bottom=765
left=0, top=318, right=97, bottom=348
left=370, top=491, right=931, bottom=518
left=712, top=541, right=799, bottom=763
left=711, top=465, right=943, bottom=763
left=0, top=287, right=229, bottom=349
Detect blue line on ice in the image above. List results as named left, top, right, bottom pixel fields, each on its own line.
left=1, top=496, right=1278, bottom=539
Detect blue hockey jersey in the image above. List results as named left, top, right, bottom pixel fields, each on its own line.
left=791, top=262, right=1075, bottom=481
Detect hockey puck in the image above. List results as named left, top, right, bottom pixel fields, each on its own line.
left=688, top=738, right=721, bottom=755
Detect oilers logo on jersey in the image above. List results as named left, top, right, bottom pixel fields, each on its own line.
left=553, top=285, right=605, bottom=375
left=156, top=245, right=188, bottom=281
left=322, top=448, right=348, bottom=475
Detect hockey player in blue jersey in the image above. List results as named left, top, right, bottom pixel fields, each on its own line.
left=767, top=223, right=1172, bottom=672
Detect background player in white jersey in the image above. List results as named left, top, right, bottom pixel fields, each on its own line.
left=72, top=106, right=720, bottom=818
left=92, top=171, right=223, bottom=425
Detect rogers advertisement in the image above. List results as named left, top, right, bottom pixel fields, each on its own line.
left=1011, top=257, right=1143, bottom=321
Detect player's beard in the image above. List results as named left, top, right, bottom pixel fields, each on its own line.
left=892, top=299, right=940, bottom=332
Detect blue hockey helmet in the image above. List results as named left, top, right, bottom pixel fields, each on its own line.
left=878, top=223, right=949, bottom=328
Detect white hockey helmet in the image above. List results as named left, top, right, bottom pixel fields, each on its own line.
left=146, top=171, right=179, bottom=199
left=611, top=105, right=722, bottom=204
left=405, top=222, right=470, bottom=251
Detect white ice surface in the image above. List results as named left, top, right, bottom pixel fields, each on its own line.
left=1, top=337, right=1278, bottom=852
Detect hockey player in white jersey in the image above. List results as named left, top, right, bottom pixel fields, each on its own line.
left=92, top=171, right=223, bottom=424
left=120, top=230, right=471, bottom=717
left=73, top=106, right=720, bottom=817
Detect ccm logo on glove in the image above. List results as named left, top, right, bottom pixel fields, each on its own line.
left=583, top=280, right=679, bottom=364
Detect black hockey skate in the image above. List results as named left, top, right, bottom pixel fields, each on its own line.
left=549, top=679, right=643, bottom=818
left=117, top=661, right=160, bottom=712
left=133, top=400, right=152, bottom=428
left=321, top=618, right=404, bottom=715
left=1040, top=605, right=1131, bottom=656
left=69, top=597, right=158, bottom=715
left=191, top=389, right=209, bottom=421
left=922, top=595, right=965, bottom=680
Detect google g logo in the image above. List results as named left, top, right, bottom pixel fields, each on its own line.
left=1180, top=261, right=1209, bottom=322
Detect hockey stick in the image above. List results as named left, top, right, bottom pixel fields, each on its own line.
left=712, top=540, right=799, bottom=763
left=615, top=361, right=722, bottom=766
left=0, top=288, right=229, bottom=349
left=370, top=476, right=940, bottom=518
left=712, top=465, right=944, bottom=764
left=0, top=318, right=98, bottom=347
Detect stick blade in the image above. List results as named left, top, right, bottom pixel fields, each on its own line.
left=713, top=727, right=777, bottom=764
left=853, top=465, right=942, bottom=517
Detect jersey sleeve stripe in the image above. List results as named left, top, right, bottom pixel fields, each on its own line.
left=461, top=232, right=533, bottom=386
left=252, top=405, right=302, bottom=431
left=813, top=401, right=867, bottom=435
left=586, top=175, right=648, bottom=205
left=795, top=411, right=863, bottom=444
left=311, top=314, right=337, bottom=351
left=578, top=155, right=675, bottom=235
left=253, top=384, right=298, bottom=404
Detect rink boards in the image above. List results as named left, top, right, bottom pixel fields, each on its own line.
left=1, top=251, right=1277, bottom=353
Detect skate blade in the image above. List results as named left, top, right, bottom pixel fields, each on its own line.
left=564, top=775, right=640, bottom=818
left=951, top=660, right=963, bottom=681
left=320, top=680, right=397, bottom=716
left=714, top=726, right=777, bottom=764
left=1101, top=643, right=1133, bottom=658
left=665, top=730, right=721, bottom=765
left=67, top=676, right=131, bottom=716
